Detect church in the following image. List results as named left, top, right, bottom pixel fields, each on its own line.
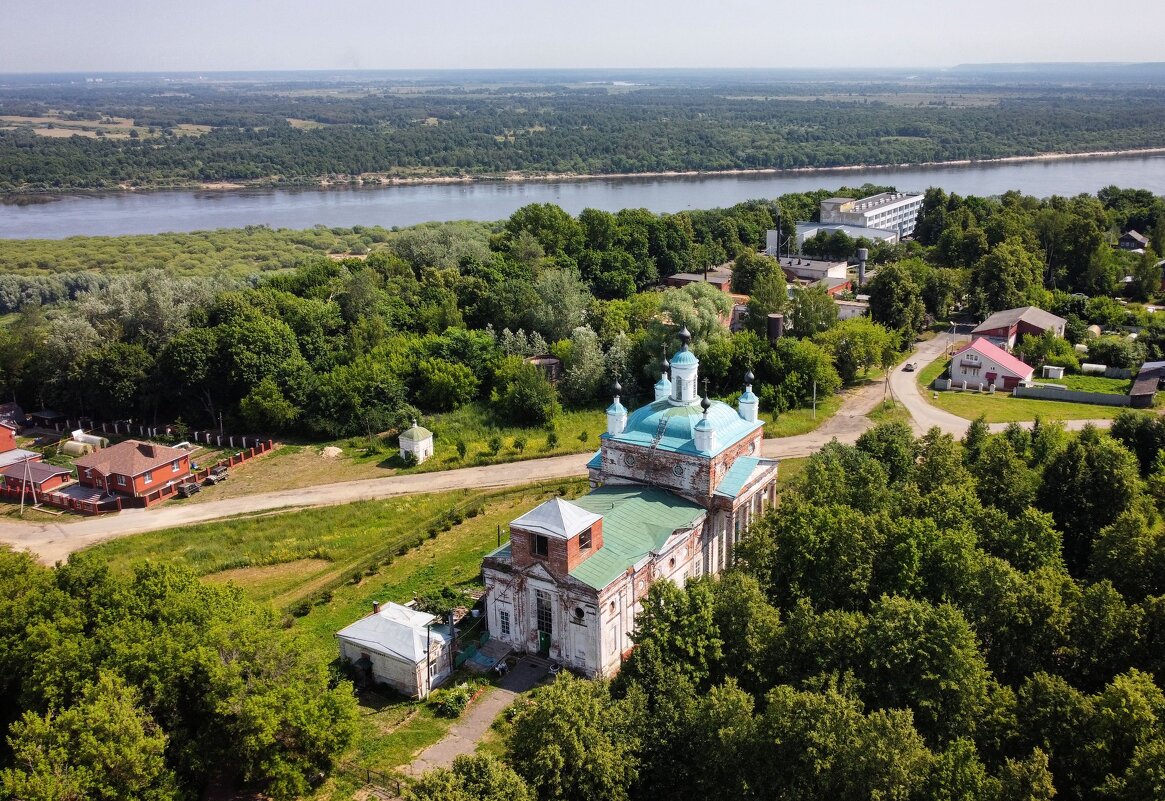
left=482, top=328, right=780, bottom=677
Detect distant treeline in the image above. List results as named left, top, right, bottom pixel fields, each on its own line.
left=4, top=80, right=1165, bottom=190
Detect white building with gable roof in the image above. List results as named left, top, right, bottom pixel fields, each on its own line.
left=336, top=601, right=452, bottom=698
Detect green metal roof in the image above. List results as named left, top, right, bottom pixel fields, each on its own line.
left=568, top=485, right=705, bottom=590
left=714, top=456, right=761, bottom=499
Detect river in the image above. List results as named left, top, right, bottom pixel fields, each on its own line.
left=4, top=153, right=1165, bottom=240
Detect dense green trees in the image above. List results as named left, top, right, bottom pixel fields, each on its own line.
left=0, top=550, right=357, bottom=800
left=5, top=76, right=1165, bottom=191
left=459, top=420, right=1165, bottom=801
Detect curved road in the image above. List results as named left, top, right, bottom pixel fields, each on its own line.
left=0, top=338, right=1113, bottom=563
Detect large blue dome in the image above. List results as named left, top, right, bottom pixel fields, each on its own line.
left=670, top=349, right=699, bottom=367
left=605, top=397, right=760, bottom=456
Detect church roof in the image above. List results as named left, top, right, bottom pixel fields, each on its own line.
left=568, top=485, right=705, bottom=590
left=604, top=397, right=761, bottom=458
left=336, top=602, right=450, bottom=664
left=399, top=424, right=432, bottom=442
left=511, top=496, right=602, bottom=539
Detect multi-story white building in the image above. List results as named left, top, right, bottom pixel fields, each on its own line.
left=482, top=330, right=780, bottom=677
left=819, top=192, right=924, bottom=238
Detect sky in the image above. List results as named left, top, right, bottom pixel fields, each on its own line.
left=3, top=0, right=1164, bottom=73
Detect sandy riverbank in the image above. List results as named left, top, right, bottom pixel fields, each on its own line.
left=10, top=146, right=1165, bottom=198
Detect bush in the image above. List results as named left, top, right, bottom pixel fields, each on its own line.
left=456, top=439, right=468, bottom=459
left=488, top=435, right=503, bottom=455
left=430, top=684, right=473, bottom=718
left=578, top=430, right=589, bottom=443
left=513, top=435, right=527, bottom=453
left=547, top=430, right=560, bottom=448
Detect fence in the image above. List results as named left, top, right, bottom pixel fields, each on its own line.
left=1012, top=384, right=1132, bottom=407
left=44, top=417, right=271, bottom=453
left=336, top=762, right=401, bottom=797
left=119, top=440, right=275, bottom=508
left=0, top=486, right=121, bottom=515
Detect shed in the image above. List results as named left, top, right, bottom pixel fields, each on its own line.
left=30, top=410, right=66, bottom=429
left=336, top=601, right=452, bottom=698
left=399, top=420, right=434, bottom=464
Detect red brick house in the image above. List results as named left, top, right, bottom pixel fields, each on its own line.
left=1, top=461, right=72, bottom=495
left=74, top=440, right=191, bottom=500
left=971, top=306, right=1066, bottom=351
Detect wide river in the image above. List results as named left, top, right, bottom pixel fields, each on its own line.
left=4, top=153, right=1165, bottom=240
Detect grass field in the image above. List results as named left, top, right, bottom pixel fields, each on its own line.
left=916, top=355, right=1129, bottom=423
left=1044, top=374, right=1132, bottom=394
left=86, top=479, right=589, bottom=781
left=759, top=393, right=843, bottom=438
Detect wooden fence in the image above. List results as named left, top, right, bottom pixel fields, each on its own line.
left=46, top=417, right=271, bottom=453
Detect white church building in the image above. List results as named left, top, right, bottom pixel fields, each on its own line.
left=482, top=328, right=780, bottom=677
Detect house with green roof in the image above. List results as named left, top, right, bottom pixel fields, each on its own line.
left=482, top=328, right=779, bottom=677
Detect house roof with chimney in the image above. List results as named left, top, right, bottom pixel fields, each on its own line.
left=73, top=439, right=187, bottom=478
left=335, top=601, right=450, bottom=663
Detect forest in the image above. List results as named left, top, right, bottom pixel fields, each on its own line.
left=4, top=72, right=1165, bottom=190
left=403, top=416, right=1165, bottom=801
left=2, top=183, right=1165, bottom=445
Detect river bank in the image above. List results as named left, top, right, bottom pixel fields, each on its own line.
left=6, top=146, right=1165, bottom=201
left=6, top=151, right=1165, bottom=240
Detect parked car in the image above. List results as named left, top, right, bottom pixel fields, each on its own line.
left=903, top=363, right=916, bottom=372
left=177, top=482, right=201, bottom=498
left=204, top=465, right=229, bottom=485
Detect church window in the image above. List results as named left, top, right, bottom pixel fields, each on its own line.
left=536, top=590, right=553, bottom=635
left=499, top=609, right=511, bottom=637
left=534, top=535, right=549, bottom=557
left=579, top=527, right=592, bottom=550
left=672, top=464, right=685, bottom=478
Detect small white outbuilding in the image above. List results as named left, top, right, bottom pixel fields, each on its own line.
left=336, top=601, right=452, bottom=699
left=398, top=420, right=433, bottom=464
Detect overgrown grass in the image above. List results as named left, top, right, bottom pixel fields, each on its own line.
left=343, top=402, right=608, bottom=473
left=868, top=400, right=911, bottom=425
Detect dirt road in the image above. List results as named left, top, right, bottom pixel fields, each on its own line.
left=0, top=343, right=1112, bottom=563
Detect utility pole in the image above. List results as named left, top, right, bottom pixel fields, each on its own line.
left=812, top=381, right=817, bottom=420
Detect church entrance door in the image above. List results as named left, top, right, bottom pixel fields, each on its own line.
left=535, top=589, right=553, bottom=657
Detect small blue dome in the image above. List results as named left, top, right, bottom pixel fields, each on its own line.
left=694, top=416, right=714, bottom=432
left=607, top=400, right=627, bottom=415
left=670, top=349, right=698, bottom=367
left=739, top=389, right=758, bottom=403
left=654, top=375, right=672, bottom=388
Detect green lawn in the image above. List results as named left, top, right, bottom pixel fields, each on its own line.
left=1044, top=374, right=1132, bottom=394
left=760, top=393, right=843, bottom=438
left=916, top=354, right=1129, bottom=423
left=868, top=400, right=912, bottom=425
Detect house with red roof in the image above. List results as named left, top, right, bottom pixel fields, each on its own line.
left=950, top=338, right=1034, bottom=391
left=73, top=439, right=191, bottom=502
left=1, top=461, right=72, bottom=495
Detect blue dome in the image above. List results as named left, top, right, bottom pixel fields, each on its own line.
left=607, top=397, right=759, bottom=456
left=739, top=389, right=758, bottom=403
left=694, top=415, right=714, bottom=432
left=670, top=349, right=698, bottom=367
left=654, top=376, right=672, bottom=389
left=607, top=400, right=627, bottom=414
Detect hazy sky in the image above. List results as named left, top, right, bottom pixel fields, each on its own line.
left=3, top=0, right=1164, bottom=73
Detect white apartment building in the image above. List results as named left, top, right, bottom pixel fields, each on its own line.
left=819, top=193, right=924, bottom=238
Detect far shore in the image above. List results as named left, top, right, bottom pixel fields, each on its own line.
left=6, top=146, right=1165, bottom=199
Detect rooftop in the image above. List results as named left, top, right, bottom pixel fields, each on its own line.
left=568, top=485, right=706, bottom=590
left=604, top=397, right=761, bottom=457
left=847, top=192, right=923, bottom=211
left=74, top=439, right=188, bottom=477
left=511, top=496, right=602, bottom=540
left=0, top=449, right=42, bottom=469
left=972, top=306, right=1067, bottom=334
left=952, top=338, right=1034, bottom=378
left=0, top=461, right=72, bottom=483
left=336, top=602, right=450, bottom=663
